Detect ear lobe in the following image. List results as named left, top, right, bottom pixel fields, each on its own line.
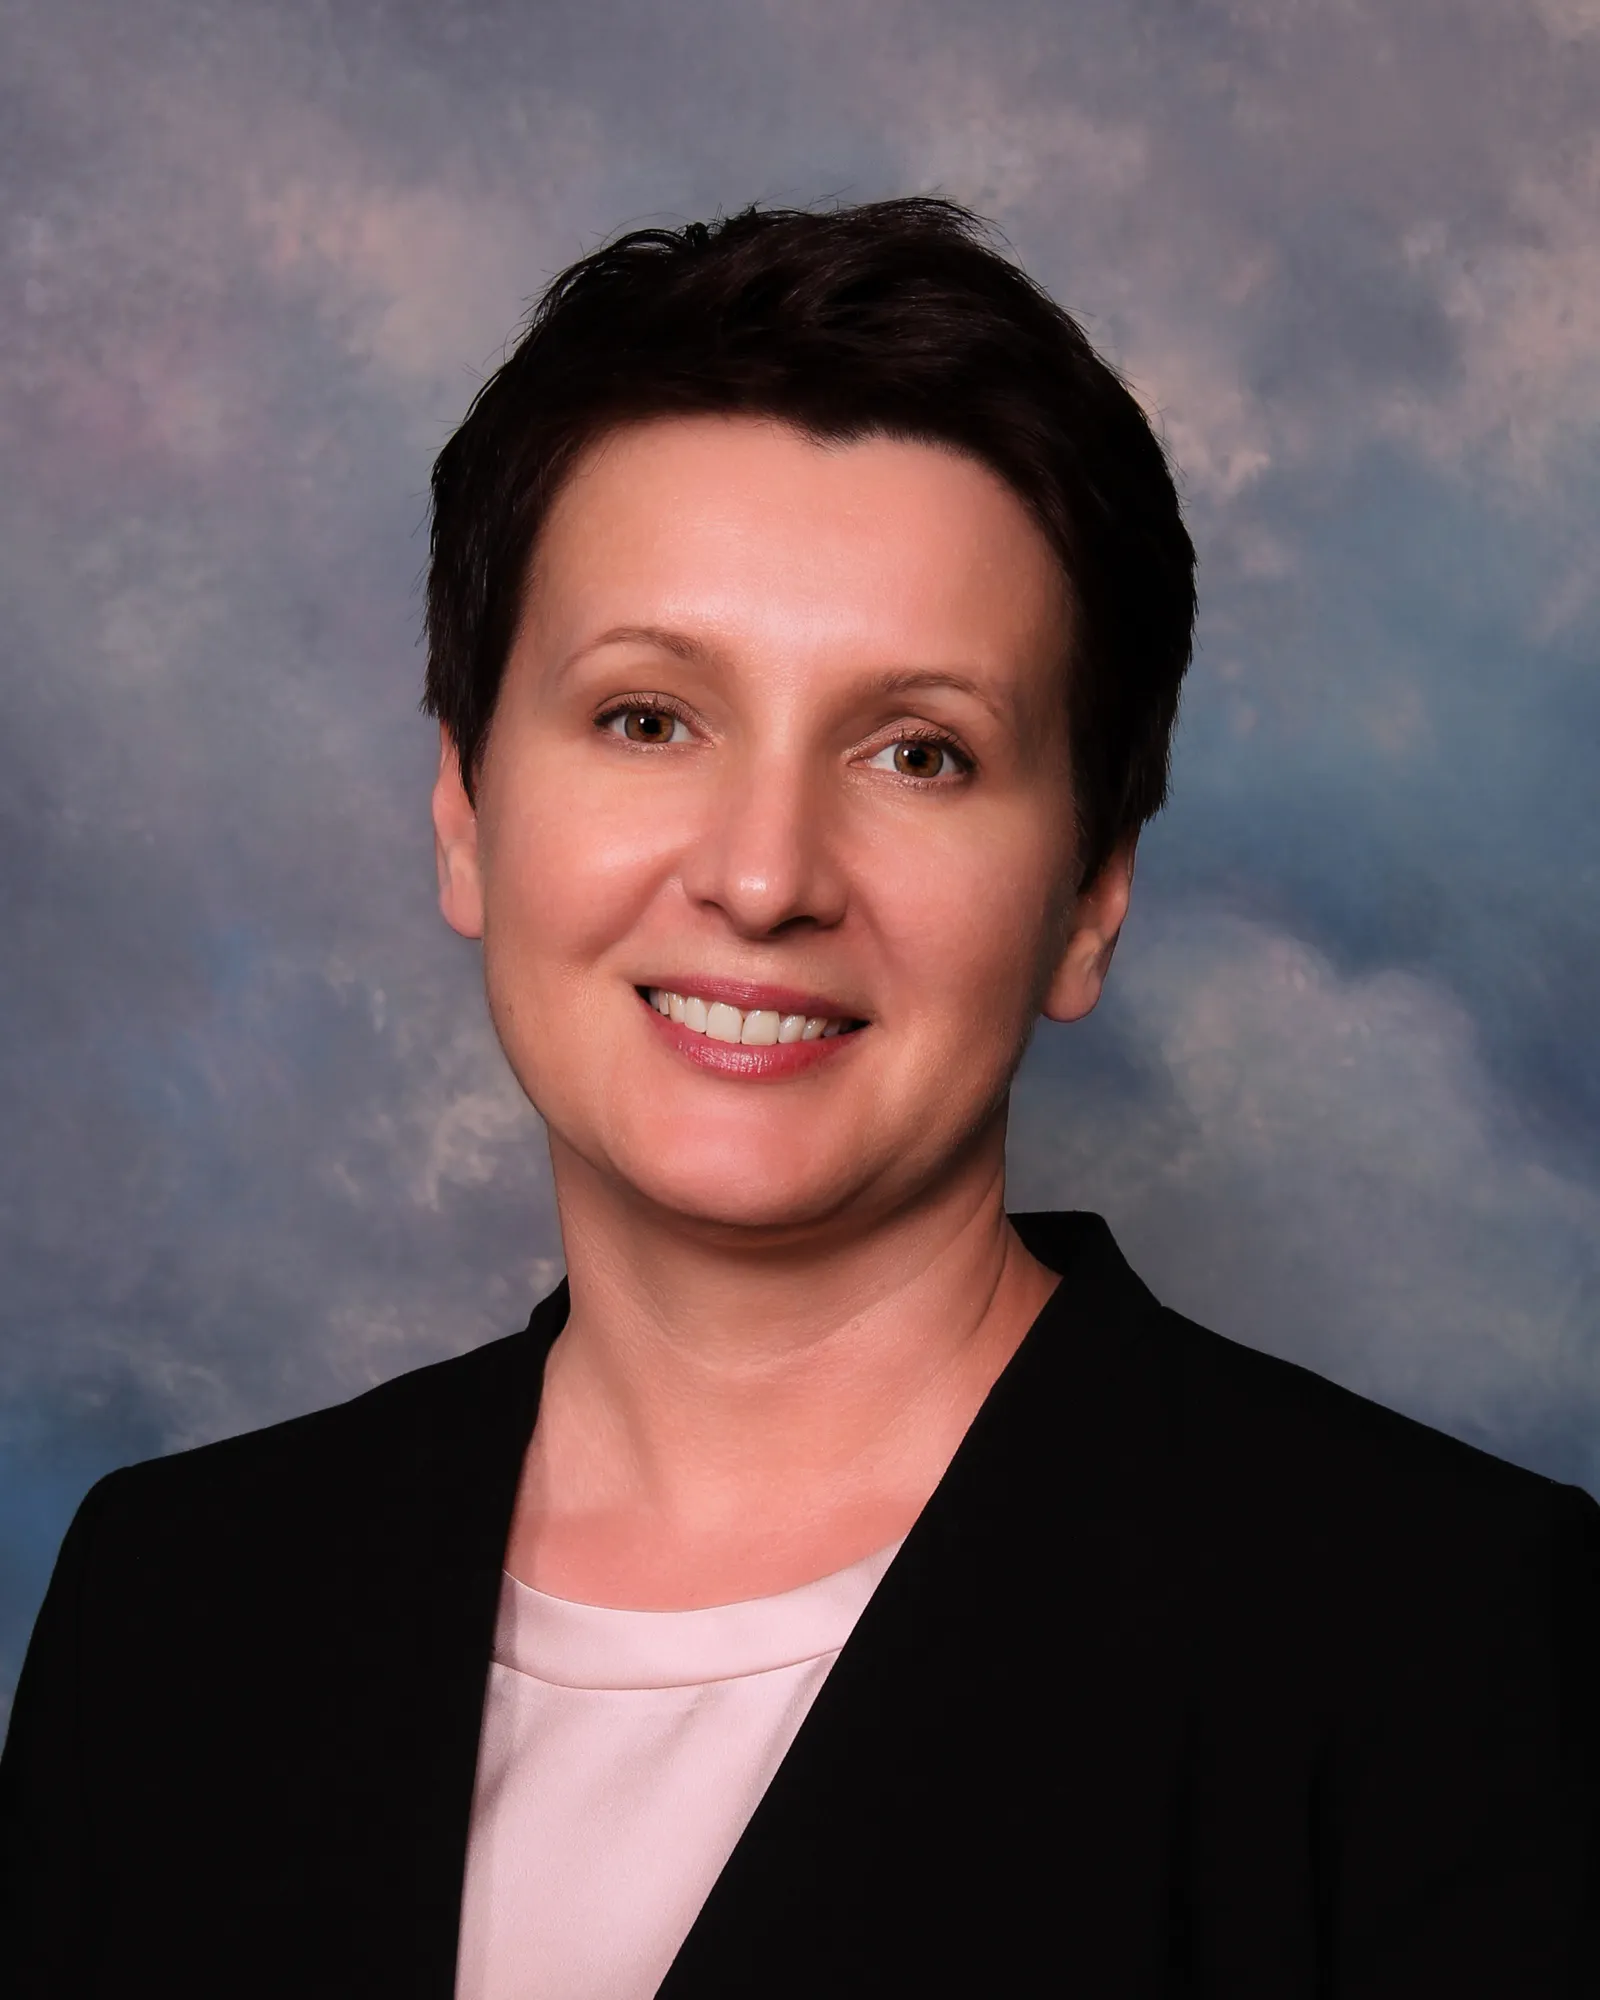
left=1039, top=837, right=1137, bottom=1026
left=432, top=727, right=486, bottom=941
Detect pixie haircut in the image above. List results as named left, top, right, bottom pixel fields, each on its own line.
left=424, top=196, right=1197, bottom=888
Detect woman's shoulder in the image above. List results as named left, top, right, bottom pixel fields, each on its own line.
left=1012, top=1208, right=1597, bottom=1597
left=66, top=1290, right=567, bottom=1597
left=1148, top=1292, right=1590, bottom=1547
left=1122, top=1293, right=1600, bottom=1681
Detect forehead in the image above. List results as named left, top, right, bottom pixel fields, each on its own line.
left=524, top=414, right=1070, bottom=679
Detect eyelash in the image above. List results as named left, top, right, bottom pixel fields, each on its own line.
left=594, top=694, right=697, bottom=739
left=870, top=727, right=975, bottom=782
left=593, top=697, right=975, bottom=783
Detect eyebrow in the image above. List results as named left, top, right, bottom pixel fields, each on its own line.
left=573, top=624, right=716, bottom=667
left=866, top=666, right=1010, bottom=727
left=562, top=625, right=1013, bottom=726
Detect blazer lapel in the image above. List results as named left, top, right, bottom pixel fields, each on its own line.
left=655, top=1211, right=1191, bottom=1997
left=331, top=1281, right=567, bottom=1997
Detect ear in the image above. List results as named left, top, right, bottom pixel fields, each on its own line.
left=1040, top=837, right=1137, bottom=1025
left=432, top=725, right=486, bottom=940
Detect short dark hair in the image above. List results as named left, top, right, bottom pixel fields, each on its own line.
left=424, top=195, right=1196, bottom=887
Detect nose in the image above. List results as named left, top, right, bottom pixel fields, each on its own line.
left=679, top=740, right=849, bottom=938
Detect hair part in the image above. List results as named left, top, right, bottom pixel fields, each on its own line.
left=424, top=195, right=1197, bottom=889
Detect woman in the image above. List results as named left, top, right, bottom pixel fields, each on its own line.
left=2, top=197, right=1595, bottom=1997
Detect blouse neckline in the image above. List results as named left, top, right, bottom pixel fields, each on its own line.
left=493, top=1539, right=904, bottom=1691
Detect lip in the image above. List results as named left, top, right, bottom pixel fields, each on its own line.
left=633, top=976, right=868, bottom=1023
left=635, top=985, right=868, bottom=1080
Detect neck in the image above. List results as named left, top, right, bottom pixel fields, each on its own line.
left=505, top=1130, right=1060, bottom=1608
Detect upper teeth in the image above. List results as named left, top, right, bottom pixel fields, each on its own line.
left=646, top=989, right=848, bottom=1045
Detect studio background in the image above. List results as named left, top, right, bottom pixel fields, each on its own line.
left=3, top=0, right=1598, bottom=1727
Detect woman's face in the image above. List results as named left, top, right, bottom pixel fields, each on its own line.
left=434, top=413, right=1124, bottom=1237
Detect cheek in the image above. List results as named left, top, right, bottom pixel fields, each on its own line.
left=870, top=827, right=1057, bottom=1034
left=480, top=774, right=669, bottom=980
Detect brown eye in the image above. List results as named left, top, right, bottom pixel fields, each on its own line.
left=624, top=709, right=674, bottom=743
left=892, top=740, right=947, bottom=778
left=863, top=735, right=969, bottom=781
left=601, top=704, right=690, bottom=745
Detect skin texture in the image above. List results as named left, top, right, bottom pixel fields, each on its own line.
left=433, top=414, right=1135, bottom=1607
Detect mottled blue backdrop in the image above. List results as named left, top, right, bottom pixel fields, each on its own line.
left=4, top=0, right=1598, bottom=1722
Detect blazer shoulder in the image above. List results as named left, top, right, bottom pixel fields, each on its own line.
left=1027, top=1210, right=1584, bottom=1536
left=1144, top=1298, right=1598, bottom=1584
left=81, top=1293, right=563, bottom=1538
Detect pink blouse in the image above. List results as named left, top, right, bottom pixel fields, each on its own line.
left=454, top=1540, right=902, bottom=1999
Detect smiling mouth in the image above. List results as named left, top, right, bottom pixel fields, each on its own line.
left=636, top=986, right=867, bottom=1046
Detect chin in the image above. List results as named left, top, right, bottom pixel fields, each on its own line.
left=617, top=1146, right=865, bottom=1238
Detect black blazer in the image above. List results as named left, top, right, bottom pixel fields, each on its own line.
left=2, top=1211, right=1596, bottom=1996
